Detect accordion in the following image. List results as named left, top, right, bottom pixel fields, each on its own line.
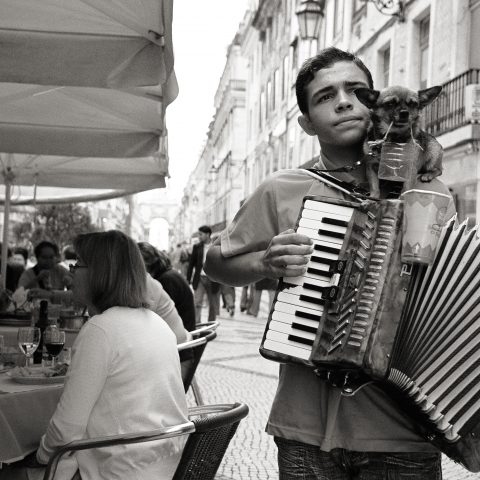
left=259, top=195, right=480, bottom=472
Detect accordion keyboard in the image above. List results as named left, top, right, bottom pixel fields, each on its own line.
left=262, top=199, right=355, bottom=361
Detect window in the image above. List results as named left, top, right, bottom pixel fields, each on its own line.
left=259, top=89, right=265, bottom=129
left=419, top=16, right=430, bottom=89
left=381, top=46, right=390, bottom=88
left=333, top=0, right=344, bottom=38
left=273, top=69, right=279, bottom=110
left=290, top=39, right=298, bottom=83
left=282, top=55, right=289, bottom=99
left=267, top=80, right=272, bottom=114
left=451, top=183, right=477, bottom=225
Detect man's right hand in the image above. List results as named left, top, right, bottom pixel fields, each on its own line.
left=261, top=229, right=313, bottom=278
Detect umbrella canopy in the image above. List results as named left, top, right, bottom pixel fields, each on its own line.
left=0, top=151, right=168, bottom=205
left=0, top=0, right=178, bottom=285
left=0, top=0, right=176, bottom=96
left=0, top=0, right=177, bottom=174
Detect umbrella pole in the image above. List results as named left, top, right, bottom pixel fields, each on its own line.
left=1, top=174, right=11, bottom=290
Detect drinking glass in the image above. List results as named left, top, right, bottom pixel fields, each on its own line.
left=44, top=326, right=66, bottom=367
left=17, top=327, right=40, bottom=367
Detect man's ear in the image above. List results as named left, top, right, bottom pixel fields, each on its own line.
left=298, top=114, right=316, bottom=136
left=354, top=88, right=380, bottom=108
left=418, top=86, right=442, bottom=109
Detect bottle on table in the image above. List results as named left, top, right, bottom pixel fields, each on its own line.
left=33, top=300, right=48, bottom=365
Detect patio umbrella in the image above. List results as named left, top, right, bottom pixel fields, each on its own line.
left=0, top=0, right=177, bottom=287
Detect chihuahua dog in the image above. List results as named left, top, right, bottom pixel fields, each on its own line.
left=355, top=85, right=443, bottom=198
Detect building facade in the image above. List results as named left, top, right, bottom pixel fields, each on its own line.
left=176, top=0, right=480, bottom=240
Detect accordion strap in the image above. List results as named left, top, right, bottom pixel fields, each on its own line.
left=304, top=168, right=371, bottom=202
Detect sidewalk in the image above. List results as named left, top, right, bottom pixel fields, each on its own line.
left=192, top=292, right=480, bottom=479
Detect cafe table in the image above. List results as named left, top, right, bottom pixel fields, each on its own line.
left=0, top=370, right=64, bottom=479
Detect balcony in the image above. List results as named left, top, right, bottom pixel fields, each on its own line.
left=424, top=69, right=480, bottom=137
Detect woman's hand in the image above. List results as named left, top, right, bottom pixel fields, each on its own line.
left=261, top=229, right=314, bottom=278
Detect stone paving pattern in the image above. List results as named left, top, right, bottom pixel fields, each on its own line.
left=191, top=291, right=480, bottom=479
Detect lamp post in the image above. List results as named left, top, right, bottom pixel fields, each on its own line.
left=296, top=0, right=325, bottom=41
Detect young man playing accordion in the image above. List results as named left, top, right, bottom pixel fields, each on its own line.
left=205, top=47, right=455, bottom=479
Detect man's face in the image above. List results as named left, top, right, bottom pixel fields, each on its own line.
left=37, top=247, right=57, bottom=270
left=198, top=231, right=210, bottom=243
left=299, top=61, right=371, bottom=147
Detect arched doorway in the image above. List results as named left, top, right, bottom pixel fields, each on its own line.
left=148, top=217, right=170, bottom=251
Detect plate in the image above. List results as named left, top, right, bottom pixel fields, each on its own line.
left=9, top=374, right=65, bottom=385
left=0, top=317, right=31, bottom=327
left=7, top=366, right=66, bottom=384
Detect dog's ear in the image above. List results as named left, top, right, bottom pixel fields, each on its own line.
left=418, top=86, right=442, bottom=108
left=354, top=88, right=380, bottom=108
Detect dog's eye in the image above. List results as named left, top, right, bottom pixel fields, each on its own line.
left=407, top=100, right=419, bottom=108
left=383, top=100, right=396, bottom=108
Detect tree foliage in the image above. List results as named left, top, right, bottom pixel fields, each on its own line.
left=12, top=204, right=97, bottom=250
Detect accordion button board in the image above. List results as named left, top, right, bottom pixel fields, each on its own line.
left=260, top=195, right=405, bottom=372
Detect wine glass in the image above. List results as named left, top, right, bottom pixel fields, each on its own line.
left=17, top=327, right=40, bottom=367
left=44, top=326, right=66, bottom=367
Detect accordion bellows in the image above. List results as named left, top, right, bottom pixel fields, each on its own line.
left=260, top=195, right=480, bottom=472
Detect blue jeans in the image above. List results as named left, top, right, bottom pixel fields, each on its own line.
left=274, top=437, right=442, bottom=480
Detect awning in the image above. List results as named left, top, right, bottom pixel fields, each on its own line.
left=0, top=0, right=178, bottom=284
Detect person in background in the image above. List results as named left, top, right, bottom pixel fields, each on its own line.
left=138, top=241, right=195, bottom=333
left=247, top=278, right=278, bottom=318
left=187, top=225, right=219, bottom=324
left=11, top=246, right=29, bottom=268
left=171, top=242, right=190, bottom=277
left=60, top=244, right=77, bottom=270
left=18, top=241, right=72, bottom=296
left=0, top=243, right=24, bottom=293
left=33, top=230, right=188, bottom=480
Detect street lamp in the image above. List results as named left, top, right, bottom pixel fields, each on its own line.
left=296, top=0, right=325, bottom=40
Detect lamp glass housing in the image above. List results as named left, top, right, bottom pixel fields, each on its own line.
left=296, top=0, right=324, bottom=40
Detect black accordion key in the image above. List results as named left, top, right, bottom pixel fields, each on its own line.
left=295, top=310, right=321, bottom=321
left=321, top=217, right=349, bottom=228
left=318, top=229, right=345, bottom=240
left=288, top=334, right=314, bottom=346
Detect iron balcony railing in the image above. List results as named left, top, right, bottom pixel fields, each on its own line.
left=424, top=69, right=480, bottom=136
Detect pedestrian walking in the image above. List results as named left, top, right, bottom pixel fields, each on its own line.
left=187, top=225, right=219, bottom=324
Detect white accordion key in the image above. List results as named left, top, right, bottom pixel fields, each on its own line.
left=263, top=339, right=311, bottom=360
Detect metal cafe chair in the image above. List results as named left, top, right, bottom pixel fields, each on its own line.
left=179, top=321, right=219, bottom=405
left=43, top=402, right=249, bottom=480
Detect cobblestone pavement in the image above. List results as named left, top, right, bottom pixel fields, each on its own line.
left=192, top=292, right=480, bottom=479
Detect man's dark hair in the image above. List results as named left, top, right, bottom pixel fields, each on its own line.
left=295, top=47, right=374, bottom=115
left=13, top=246, right=28, bottom=261
left=198, top=225, right=212, bottom=235
left=34, top=240, right=59, bottom=258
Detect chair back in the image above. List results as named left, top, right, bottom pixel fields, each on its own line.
left=173, top=402, right=249, bottom=480
left=178, top=330, right=216, bottom=393
left=43, top=403, right=249, bottom=480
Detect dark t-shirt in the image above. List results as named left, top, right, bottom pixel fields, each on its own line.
left=154, top=269, right=195, bottom=333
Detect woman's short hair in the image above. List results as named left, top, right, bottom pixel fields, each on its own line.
left=34, top=240, right=60, bottom=258
left=74, top=230, right=148, bottom=313
left=137, top=242, right=171, bottom=276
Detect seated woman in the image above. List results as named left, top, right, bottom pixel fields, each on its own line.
left=35, top=231, right=189, bottom=480
left=138, top=242, right=195, bottom=332
left=18, top=240, right=72, bottom=299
